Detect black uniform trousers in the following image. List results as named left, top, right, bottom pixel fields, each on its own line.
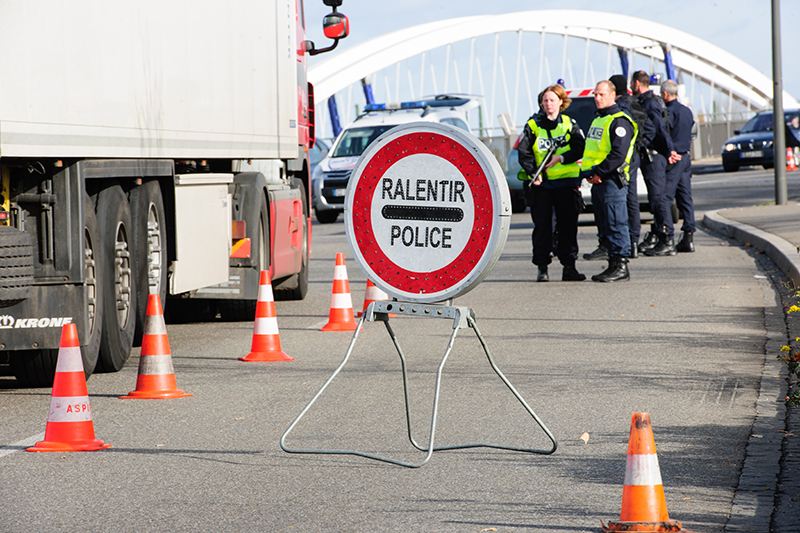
left=529, top=185, right=580, bottom=267
left=625, top=150, right=642, bottom=244
left=664, top=155, right=696, bottom=234
left=640, top=151, right=673, bottom=241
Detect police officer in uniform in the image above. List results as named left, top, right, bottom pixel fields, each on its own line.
left=661, top=80, right=696, bottom=252
left=585, top=75, right=655, bottom=262
left=582, top=80, right=638, bottom=282
left=518, top=84, right=586, bottom=282
left=630, top=71, right=679, bottom=256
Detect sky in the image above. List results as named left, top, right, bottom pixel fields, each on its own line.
left=303, top=1, right=800, bottom=134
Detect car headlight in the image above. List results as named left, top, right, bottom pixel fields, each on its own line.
left=724, top=143, right=737, bottom=152
left=767, top=140, right=774, bottom=148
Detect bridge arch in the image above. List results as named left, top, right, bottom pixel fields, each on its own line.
left=310, top=10, right=796, bottom=134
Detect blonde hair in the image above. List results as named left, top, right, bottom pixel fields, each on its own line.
left=542, top=84, right=571, bottom=112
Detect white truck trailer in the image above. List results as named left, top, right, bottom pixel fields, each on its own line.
left=0, top=0, right=349, bottom=385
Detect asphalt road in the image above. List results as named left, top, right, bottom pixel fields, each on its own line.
left=0, top=166, right=786, bottom=532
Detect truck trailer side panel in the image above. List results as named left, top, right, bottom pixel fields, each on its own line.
left=0, top=0, right=298, bottom=160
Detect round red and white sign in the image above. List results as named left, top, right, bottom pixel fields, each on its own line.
left=345, top=122, right=510, bottom=303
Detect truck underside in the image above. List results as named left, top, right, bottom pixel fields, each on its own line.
left=0, top=156, right=309, bottom=387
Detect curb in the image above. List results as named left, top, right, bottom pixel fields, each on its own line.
left=703, top=210, right=791, bottom=532
left=703, top=210, right=800, bottom=289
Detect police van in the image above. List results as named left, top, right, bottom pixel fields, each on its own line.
left=311, top=95, right=478, bottom=223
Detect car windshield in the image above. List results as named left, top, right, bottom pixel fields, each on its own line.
left=740, top=111, right=800, bottom=133
left=563, top=97, right=598, bottom=135
left=331, top=125, right=397, bottom=157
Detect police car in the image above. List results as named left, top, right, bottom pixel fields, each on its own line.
left=311, top=95, right=478, bottom=223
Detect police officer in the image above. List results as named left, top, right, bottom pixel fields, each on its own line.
left=661, top=80, right=696, bottom=252
left=584, top=75, right=655, bottom=262
left=630, top=71, right=678, bottom=256
left=518, top=84, right=586, bottom=282
left=582, top=80, right=637, bottom=282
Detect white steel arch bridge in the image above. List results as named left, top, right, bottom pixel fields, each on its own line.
left=309, top=10, right=797, bottom=139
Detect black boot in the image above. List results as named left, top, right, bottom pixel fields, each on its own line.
left=644, top=239, right=677, bottom=256
left=537, top=265, right=549, bottom=282
left=629, top=239, right=638, bottom=259
left=562, top=265, right=586, bottom=281
left=593, top=257, right=630, bottom=282
left=591, top=260, right=614, bottom=282
left=676, top=232, right=695, bottom=253
left=583, top=245, right=608, bottom=261
left=638, top=231, right=658, bottom=254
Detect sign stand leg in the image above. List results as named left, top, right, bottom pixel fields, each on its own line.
left=280, top=300, right=558, bottom=468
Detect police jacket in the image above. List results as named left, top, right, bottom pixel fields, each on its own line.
left=638, top=90, right=674, bottom=157
left=517, top=112, right=585, bottom=189
left=665, top=98, right=694, bottom=153
left=581, top=103, right=636, bottom=180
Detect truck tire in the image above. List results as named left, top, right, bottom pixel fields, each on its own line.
left=275, top=180, right=308, bottom=301
left=129, top=180, right=167, bottom=346
left=81, top=192, right=103, bottom=376
left=94, top=184, right=136, bottom=373
left=10, top=350, right=58, bottom=388
left=218, top=193, right=269, bottom=321
left=0, top=225, right=34, bottom=308
left=315, top=209, right=338, bottom=224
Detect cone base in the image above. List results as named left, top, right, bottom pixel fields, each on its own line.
left=27, top=439, right=111, bottom=452
left=239, top=351, right=294, bottom=362
left=321, top=321, right=358, bottom=331
left=601, top=519, right=684, bottom=532
left=120, top=389, right=193, bottom=399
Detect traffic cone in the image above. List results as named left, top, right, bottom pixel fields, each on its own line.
left=786, top=147, right=797, bottom=171
left=27, top=323, right=111, bottom=452
left=601, top=413, right=692, bottom=532
left=240, top=270, right=293, bottom=362
left=357, top=280, right=393, bottom=317
left=120, top=294, right=192, bottom=399
left=321, top=253, right=358, bottom=331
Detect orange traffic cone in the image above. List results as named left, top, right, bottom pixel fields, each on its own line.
left=786, top=147, right=797, bottom=171
left=240, top=271, right=293, bottom=362
left=120, top=294, right=192, bottom=399
left=321, top=253, right=358, bottom=331
left=357, top=280, right=392, bottom=317
left=601, top=413, right=692, bottom=532
left=27, top=323, right=111, bottom=452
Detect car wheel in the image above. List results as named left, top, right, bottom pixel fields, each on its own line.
left=723, top=162, right=738, bottom=173
left=315, top=209, right=338, bottom=224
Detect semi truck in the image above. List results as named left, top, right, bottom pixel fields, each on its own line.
left=0, top=0, right=349, bottom=386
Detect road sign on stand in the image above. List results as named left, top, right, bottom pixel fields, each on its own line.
left=281, top=122, right=557, bottom=467
left=344, top=122, right=510, bottom=303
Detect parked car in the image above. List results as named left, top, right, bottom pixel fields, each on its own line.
left=506, top=89, right=648, bottom=214
left=721, top=109, right=800, bottom=172
left=309, top=137, right=330, bottom=176
left=311, top=94, right=478, bottom=223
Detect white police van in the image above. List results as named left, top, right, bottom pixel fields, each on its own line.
left=311, top=95, right=478, bottom=223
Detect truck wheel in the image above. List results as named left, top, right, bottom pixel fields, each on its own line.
left=81, top=192, right=103, bottom=376
left=275, top=181, right=308, bottom=301
left=129, top=180, right=167, bottom=346
left=94, top=184, right=136, bottom=373
left=218, top=194, right=269, bottom=321
left=315, top=209, right=338, bottom=224
left=10, top=350, right=58, bottom=388
left=0, top=225, right=34, bottom=308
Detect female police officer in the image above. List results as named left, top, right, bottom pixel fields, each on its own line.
left=518, top=84, right=586, bottom=282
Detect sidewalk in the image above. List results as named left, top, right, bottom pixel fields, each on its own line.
left=703, top=202, right=800, bottom=532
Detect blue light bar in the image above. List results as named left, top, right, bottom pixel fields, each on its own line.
left=364, top=96, right=471, bottom=113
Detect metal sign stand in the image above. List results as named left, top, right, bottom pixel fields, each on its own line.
left=280, top=300, right=558, bottom=468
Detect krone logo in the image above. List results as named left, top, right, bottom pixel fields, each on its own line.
left=0, top=315, right=13, bottom=328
